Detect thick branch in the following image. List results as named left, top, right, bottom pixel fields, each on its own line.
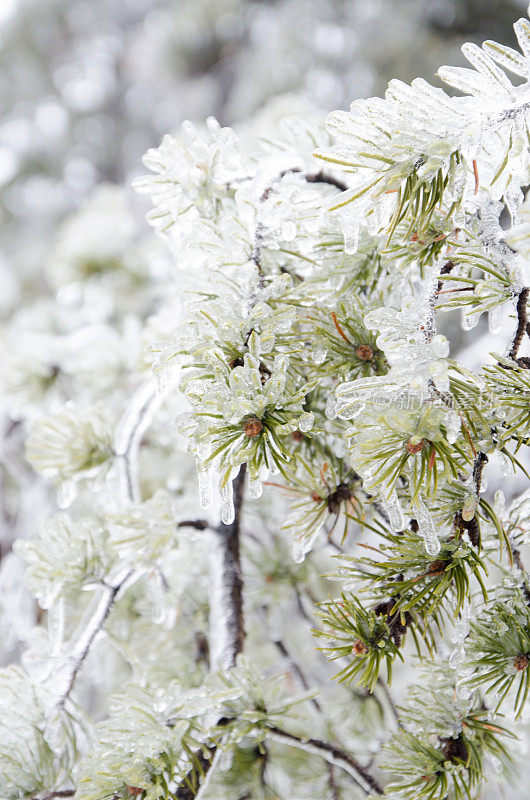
left=176, top=468, right=247, bottom=796
left=209, top=465, right=246, bottom=669
left=265, top=725, right=383, bottom=795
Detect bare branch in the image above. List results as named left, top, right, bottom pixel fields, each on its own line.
left=177, top=519, right=209, bottom=531
left=509, top=286, right=530, bottom=362
left=265, top=725, right=383, bottom=795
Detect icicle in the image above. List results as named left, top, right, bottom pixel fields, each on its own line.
left=248, top=475, right=263, bottom=499
left=57, top=480, right=76, bottom=509
left=462, top=492, right=478, bottom=522
left=445, top=409, right=461, bottom=444
left=498, top=452, right=512, bottom=477
left=415, top=495, right=440, bottom=555
left=313, top=347, right=327, bottom=365
left=487, top=305, right=502, bottom=334
left=148, top=568, right=169, bottom=625
left=382, top=489, right=406, bottom=533
left=450, top=601, right=471, bottom=680
left=220, top=480, right=235, bottom=525
left=461, top=308, right=481, bottom=330
left=292, top=538, right=307, bottom=564
left=337, top=207, right=358, bottom=255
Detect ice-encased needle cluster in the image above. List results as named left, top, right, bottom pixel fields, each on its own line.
left=7, top=9, right=530, bottom=800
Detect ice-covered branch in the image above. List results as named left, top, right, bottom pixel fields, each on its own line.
left=56, top=568, right=132, bottom=707
left=55, top=386, right=162, bottom=707
left=265, top=725, right=383, bottom=795
left=509, top=286, right=530, bottom=362
left=115, top=381, right=162, bottom=504
left=209, top=465, right=246, bottom=670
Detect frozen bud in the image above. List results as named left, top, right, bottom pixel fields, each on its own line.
left=291, top=430, right=306, bottom=442
left=427, top=559, right=447, bottom=575
left=355, top=344, right=373, bottom=361
left=242, top=416, right=263, bottom=437
left=406, top=436, right=425, bottom=454
left=514, top=653, right=530, bottom=671
left=127, top=789, right=144, bottom=797
left=351, top=639, right=368, bottom=655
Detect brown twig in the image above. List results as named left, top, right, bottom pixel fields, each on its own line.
left=508, top=287, right=530, bottom=361
left=304, top=170, right=349, bottom=192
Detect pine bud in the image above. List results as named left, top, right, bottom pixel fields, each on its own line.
left=406, top=436, right=425, bottom=454
left=242, top=416, right=263, bottom=437
left=351, top=639, right=368, bottom=655
left=514, top=653, right=529, bottom=671
left=355, top=344, right=374, bottom=361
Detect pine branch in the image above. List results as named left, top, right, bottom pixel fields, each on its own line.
left=56, top=387, right=160, bottom=707
left=265, top=724, right=383, bottom=795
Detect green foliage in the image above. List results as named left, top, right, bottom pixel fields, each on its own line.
left=461, top=589, right=530, bottom=719
left=316, top=593, right=404, bottom=691
left=384, top=665, right=515, bottom=800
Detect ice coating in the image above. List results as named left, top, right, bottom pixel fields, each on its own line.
left=415, top=495, right=441, bottom=556
left=220, top=479, right=235, bottom=525
left=383, top=489, right=406, bottom=533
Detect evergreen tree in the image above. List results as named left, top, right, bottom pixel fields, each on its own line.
left=7, top=7, right=530, bottom=800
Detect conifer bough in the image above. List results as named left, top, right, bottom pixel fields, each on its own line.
left=8, top=7, right=530, bottom=800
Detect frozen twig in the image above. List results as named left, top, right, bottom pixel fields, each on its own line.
left=56, top=386, right=161, bottom=706
left=265, top=725, right=383, bottom=795
left=508, top=286, right=530, bottom=362
left=115, top=380, right=162, bottom=504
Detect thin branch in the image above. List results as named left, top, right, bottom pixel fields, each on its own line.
left=177, top=519, right=209, bottom=531
left=273, top=638, right=322, bottom=713
left=265, top=725, right=383, bottom=795
left=57, top=569, right=133, bottom=708
left=115, top=381, right=162, bottom=504
left=327, top=763, right=340, bottom=800
left=511, top=545, right=530, bottom=607
left=376, top=677, right=401, bottom=726
left=56, top=387, right=160, bottom=707
left=304, top=170, right=348, bottom=193
left=472, top=451, right=488, bottom=495
left=32, top=792, right=75, bottom=800
left=508, top=286, right=530, bottom=361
